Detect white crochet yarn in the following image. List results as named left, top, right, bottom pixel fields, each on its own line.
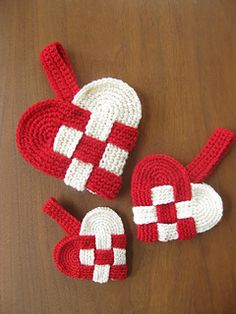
left=79, top=207, right=126, bottom=283
left=133, top=206, right=157, bottom=224
left=133, top=183, right=223, bottom=241
left=191, top=183, right=223, bottom=233
left=158, top=223, right=178, bottom=242
left=52, top=77, right=142, bottom=196
left=99, top=143, right=129, bottom=176
left=72, top=78, right=142, bottom=128
left=79, top=249, right=94, bottom=266
left=176, top=200, right=192, bottom=219
left=53, top=126, right=83, bottom=158
left=151, top=185, right=175, bottom=205
left=64, top=159, right=93, bottom=190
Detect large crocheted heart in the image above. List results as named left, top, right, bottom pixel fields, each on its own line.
left=131, top=128, right=235, bottom=242
left=43, top=198, right=127, bottom=283
left=16, top=43, right=142, bottom=199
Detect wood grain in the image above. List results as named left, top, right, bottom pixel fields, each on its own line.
left=0, top=0, right=235, bottom=313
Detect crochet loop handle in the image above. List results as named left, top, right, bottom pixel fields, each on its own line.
left=186, top=128, right=235, bottom=183
left=40, top=42, right=79, bottom=102
left=43, top=197, right=81, bottom=235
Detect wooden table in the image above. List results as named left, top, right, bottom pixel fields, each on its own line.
left=0, top=1, right=235, bottom=313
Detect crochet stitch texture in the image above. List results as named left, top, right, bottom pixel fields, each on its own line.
left=131, top=128, right=235, bottom=242
left=43, top=198, right=127, bottom=283
left=16, top=42, right=142, bottom=199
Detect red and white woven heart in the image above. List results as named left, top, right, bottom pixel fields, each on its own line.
left=16, top=42, right=142, bottom=199
left=43, top=198, right=127, bottom=283
left=131, top=128, right=235, bottom=242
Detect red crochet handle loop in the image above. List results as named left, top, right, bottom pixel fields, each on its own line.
left=186, top=128, right=235, bottom=183
left=43, top=198, right=81, bottom=235
left=40, top=42, right=79, bottom=102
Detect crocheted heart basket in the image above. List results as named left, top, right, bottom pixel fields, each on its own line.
left=131, top=128, right=235, bottom=242
left=43, top=198, right=127, bottom=283
left=16, top=42, right=142, bottom=199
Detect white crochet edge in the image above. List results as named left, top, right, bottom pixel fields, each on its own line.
left=133, top=183, right=223, bottom=239
left=72, top=77, right=142, bottom=129
left=191, top=183, right=223, bottom=233
left=79, top=207, right=125, bottom=283
left=80, top=207, right=124, bottom=246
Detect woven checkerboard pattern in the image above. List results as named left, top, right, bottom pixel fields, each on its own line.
left=54, top=78, right=141, bottom=199
left=16, top=42, right=142, bottom=199
left=131, top=129, right=235, bottom=242
left=43, top=198, right=127, bottom=283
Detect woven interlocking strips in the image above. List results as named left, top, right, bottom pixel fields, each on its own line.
left=16, top=42, right=142, bottom=199
left=131, top=128, right=235, bottom=242
left=43, top=198, right=127, bottom=283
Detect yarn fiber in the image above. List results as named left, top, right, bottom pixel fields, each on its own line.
left=131, top=128, right=235, bottom=242
left=16, top=42, right=142, bottom=199
left=43, top=198, right=127, bottom=283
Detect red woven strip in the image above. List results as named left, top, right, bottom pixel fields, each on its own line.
left=110, top=265, right=128, bottom=280
left=177, top=218, right=196, bottom=240
left=86, top=167, right=122, bottom=200
left=43, top=198, right=81, bottom=235
left=95, top=250, right=114, bottom=265
left=112, top=234, right=127, bottom=248
left=78, top=235, right=95, bottom=249
left=79, top=265, right=94, bottom=280
left=62, top=103, right=91, bottom=132
left=73, top=135, right=106, bottom=165
left=186, top=128, right=235, bottom=183
left=131, top=155, right=192, bottom=206
left=108, top=122, right=138, bottom=152
left=40, top=42, right=79, bottom=102
left=137, top=224, right=158, bottom=242
left=156, top=203, right=177, bottom=223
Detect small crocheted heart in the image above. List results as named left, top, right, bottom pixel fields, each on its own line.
left=16, top=42, right=142, bottom=199
left=131, top=128, right=235, bottom=242
left=43, top=198, right=127, bottom=283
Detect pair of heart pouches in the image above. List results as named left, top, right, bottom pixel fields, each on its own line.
left=16, top=42, right=235, bottom=283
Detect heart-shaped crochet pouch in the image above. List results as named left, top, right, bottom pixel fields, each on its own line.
left=131, top=128, right=235, bottom=242
left=16, top=42, right=142, bottom=199
left=43, top=198, right=127, bottom=283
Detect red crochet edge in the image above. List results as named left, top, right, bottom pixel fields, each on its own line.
left=131, top=128, right=235, bottom=242
left=43, top=198, right=128, bottom=281
left=40, top=42, right=79, bottom=102
left=17, top=42, right=139, bottom=200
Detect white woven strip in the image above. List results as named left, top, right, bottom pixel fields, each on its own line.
left=190, top=183, right=223, bottom=233
left=85, top=104, right=117, bottom=141
left=80, top=207, right=124, bottom=249
left=79, top=249, right=94, bottom=266
left=99, top=144, right=128, bottom=176
left=93, top=265, right=110, bottom=284
left=151, top=185, right=175, bottom=205
left=132, top=206, right=157, bottom=224
left=176, top=201, right=192, bottom=219
left=64, top=158, right=93, bottom=191
left=157, top=223, right=178, bottom=242
left=72, top=78, right=142, bottom=128
left=113, top=248, right=126, bottom=265
left=53, top=125, right=83, bottom=158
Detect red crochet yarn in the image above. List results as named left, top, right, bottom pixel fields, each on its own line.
left=40, top=42, right=79, bottom=101
left=16, top=42, right=141, bottom=199
left=132, top=128, right=235, bottom=242
left=43, top=198, right=128, bottom=283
